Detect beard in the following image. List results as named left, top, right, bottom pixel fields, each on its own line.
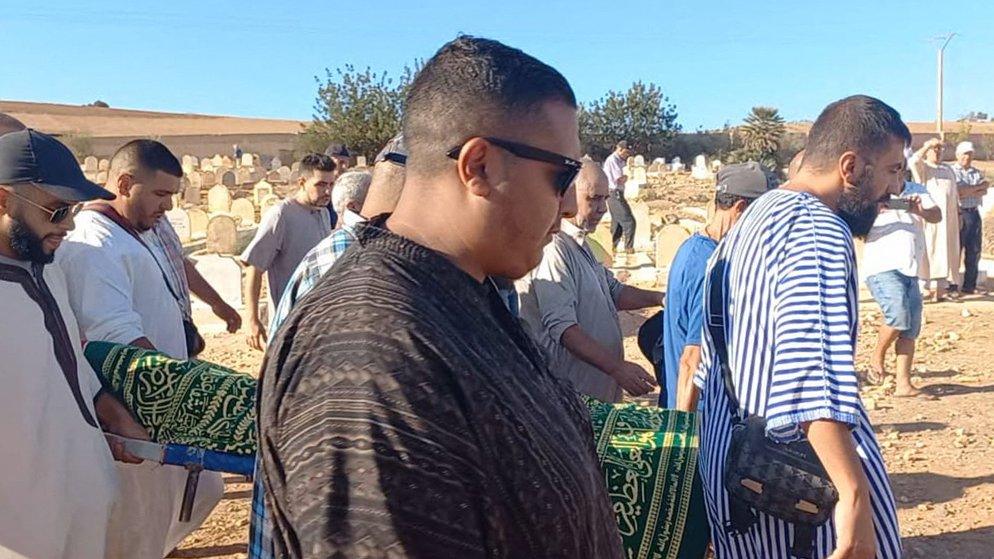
left=9, top=218, right=54, bottom=264
left=836, top=168, right=883, bottom=238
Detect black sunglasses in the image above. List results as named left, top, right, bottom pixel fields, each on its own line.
left=7, top=189, right=82, bottom=223
left=381, top=151, right=407, bottom=166
left=446, top=137, right=582, bottom=197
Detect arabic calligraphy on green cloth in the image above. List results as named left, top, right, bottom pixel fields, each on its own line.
left=84, top=341, right=256, bottom=456
left=584, top=397, right=709, bottom=559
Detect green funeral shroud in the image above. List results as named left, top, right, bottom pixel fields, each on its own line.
left=584, top=397, right=710, bottom=559
left=84, top=341, right=256, bottom=455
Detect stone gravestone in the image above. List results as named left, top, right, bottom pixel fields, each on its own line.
left=632, top=165, right=647, bottom=185
left=84, top=156, right=98, bottom=173
left=654, top=224, right=691, bottom=269
left=187, top=208, right=209, bottom=240
left=288, top=170, right=301, bottom=185
left=277, top=166, right=291, bottom=183
left=206, top=214, right=238, bottom=254
left=270, top=157, right=282, bottom=171
left=691, top=154, right=711, bottom=180
left=220, top=170, right=237, bottom=189
left=631, top=201, right=652, bottom=250
left=212, top=154, right=225, bottom=168
left=184, top=181, right=202, bottom=207
left=670, top=157, right=683, bottom=173
left=265, top=170, right=281, bottom=183
left=202, top=170, right=217, bottom=188
left=98, top=159, right=110, bottom=171
left=182, top=160, right=196, bottom=176
left=356, top=155, right=368, bottom=168
left=190, top=254, right=243, bottom=311
left=221, top=156, right=234, bottom=169
left=253, top=180, right=274, bottom=207
left=290, top=161, right=301, bottom=172
left=201, top=158, right=214, bottom=172
left=207, top=184, right=233, bottom=214
left=260, top=194, right=280, bottom=217
left=189, top=170, right=203, bottom=189
left=241, top=153, right=254, bottom=168
left=165, top=208, right=191, bottom=243
left=634, top=154, right=646, bottom=167
left=96, top=171, right=108, bottom=185
left=236, top=167, right=252, bottom=186
left=231, top=198, right=256, bottom=226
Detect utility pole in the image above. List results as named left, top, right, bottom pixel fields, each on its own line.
left=935, top=33, right=956, bottom=140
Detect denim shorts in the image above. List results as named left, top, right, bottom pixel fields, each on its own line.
left=866, top=270, right=923, bottom=339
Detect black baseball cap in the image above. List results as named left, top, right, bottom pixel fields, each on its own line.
left=715, top=162, right=778, bottom=200
left=374, top=133, right=407, bottom=166
left=0, top=129, right=114, bottom=201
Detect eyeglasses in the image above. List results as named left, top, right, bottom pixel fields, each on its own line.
left=446, top=137, right=582, bottom=197
left=7, top=189, right=82, bottom=223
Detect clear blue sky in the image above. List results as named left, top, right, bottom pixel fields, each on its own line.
left=1, top=1, right=991, bottom=130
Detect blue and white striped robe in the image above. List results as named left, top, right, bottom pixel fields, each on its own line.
left=695, top=189, right=902, bottom=558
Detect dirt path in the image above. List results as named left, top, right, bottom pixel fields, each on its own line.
left=170, top=283, right=994, bottom=559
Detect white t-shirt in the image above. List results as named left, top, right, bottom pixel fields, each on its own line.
left=862, top=181, right=937, bottom=279
left=57, top=210, right=188, bottom=359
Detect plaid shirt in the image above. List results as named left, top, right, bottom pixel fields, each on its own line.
left=952, top=163, right=986, bottom=209
left=250, top=223, right=361, bottom=559
left=267, top=225, right=360, bottom=333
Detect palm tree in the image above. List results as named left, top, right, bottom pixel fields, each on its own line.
left=737, top=106, right=786, bottom=170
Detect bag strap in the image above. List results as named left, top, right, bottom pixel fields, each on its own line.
left=83, top=203, right=184, bottom=305
left=705, top=259, right=743, bottom=419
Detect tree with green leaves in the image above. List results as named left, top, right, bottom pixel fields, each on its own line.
left=727, top=106, right=786, bottom=170
left=579, top=81, right=680, bottom=160
left=297, top=64, right=417, bottom=160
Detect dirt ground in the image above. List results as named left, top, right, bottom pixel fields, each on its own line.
left=171, top=175, right=994, bottom=558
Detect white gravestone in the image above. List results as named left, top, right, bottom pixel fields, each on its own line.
left=253, top=180, right=274, bottom=207
left=207, top=184, right=232, bottom=214
left=190, top=254, right=243, bottom=310
left=631, top=201, right=652, bottom=250
left=231, top=198, right=256, bottom=226
left=654, top=224, right=692, bottom=269
left=188, top=208, right=209, bottom=240
left=166, top=208, right=191, bottom=243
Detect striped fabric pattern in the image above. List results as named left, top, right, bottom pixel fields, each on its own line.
left=695, top=189, right=902, bottom=558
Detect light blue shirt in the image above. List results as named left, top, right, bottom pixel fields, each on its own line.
left=952, top=163, right=985, bottom=209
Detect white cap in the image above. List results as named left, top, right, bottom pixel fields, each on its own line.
left=956, top=141, right=975, bottom=156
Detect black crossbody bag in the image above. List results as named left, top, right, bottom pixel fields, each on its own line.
left=85, top=204, right=206, bottom=357
left=706, top=259, right=838, bottom=559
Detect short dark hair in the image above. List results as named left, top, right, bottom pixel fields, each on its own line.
left=402, top=35, right=577, bottom=175
left=714, top=191, right=752, bottom=210
left=110, top=139, right=182, bottom=178
left=299, top=153, right=337, bottom=177
left=802, top=95, right=911, bottom=171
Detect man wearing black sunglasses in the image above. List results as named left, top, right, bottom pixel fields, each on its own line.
left=260, top=36, right=623, bottom=559
left=0, top=127, right=152, bottom=558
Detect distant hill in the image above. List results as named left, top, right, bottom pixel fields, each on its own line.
left=0, top=100, right=308, bottom=158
